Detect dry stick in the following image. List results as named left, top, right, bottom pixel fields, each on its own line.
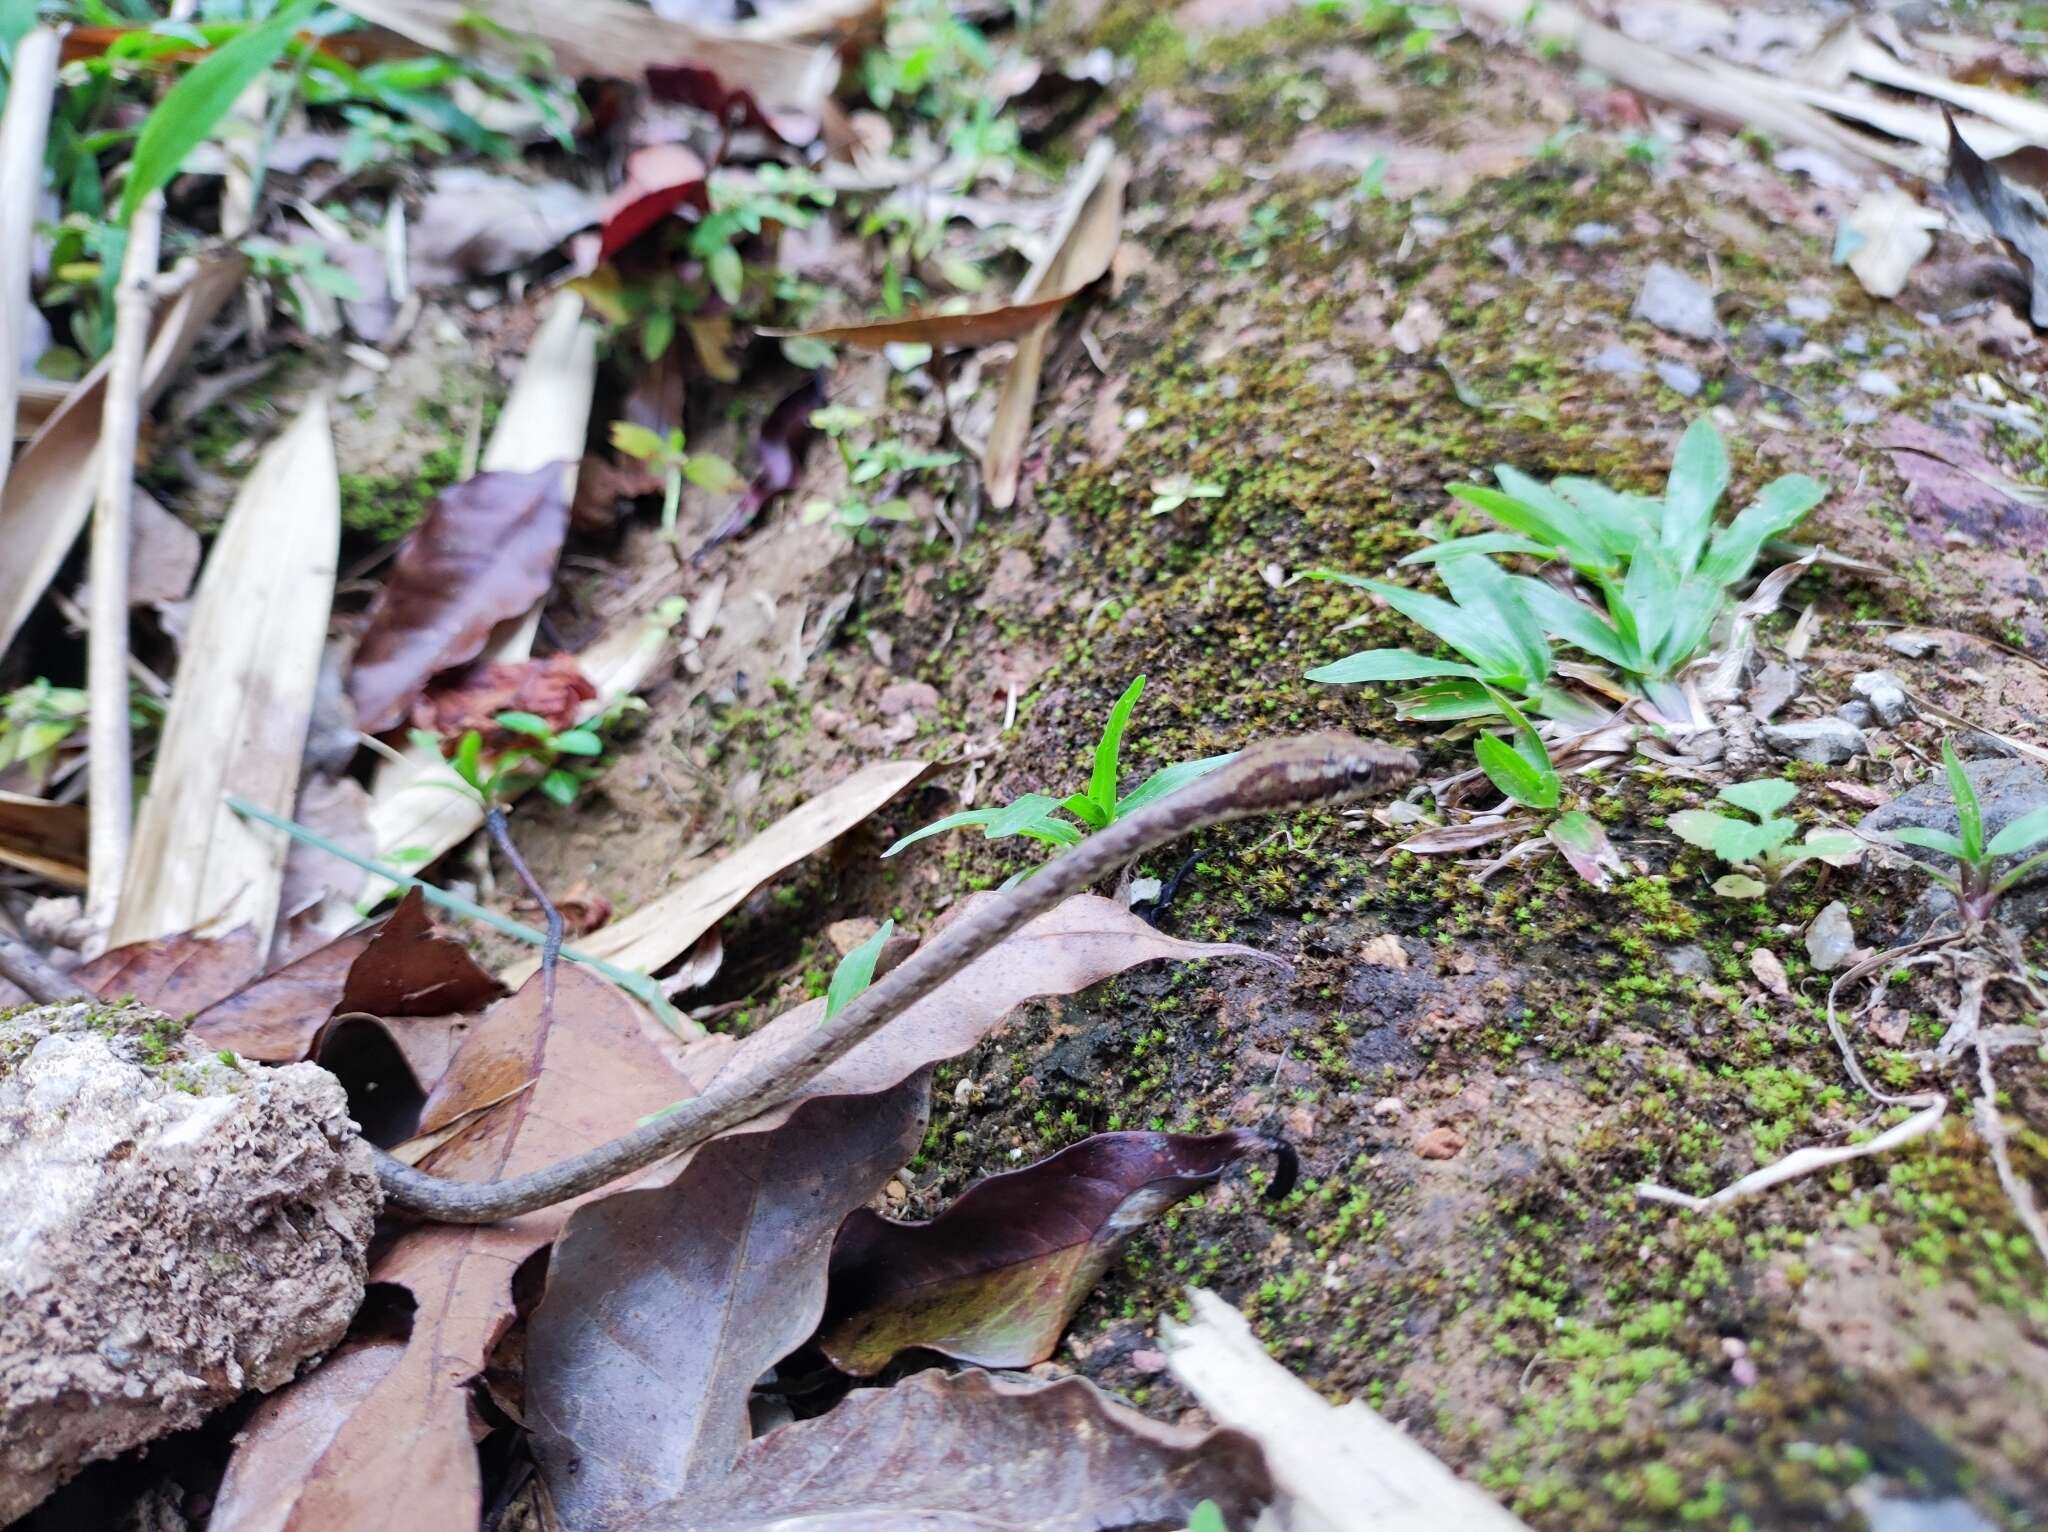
left=0, top=928, right=90, bottom=1007
left=0, top=26, right=61, bottom=504
left=376, top=732, right=1419, bottom=1223
left=1973, top=1038, right=2048, bottom=1268
left=82, top=198, right=165, bottom=947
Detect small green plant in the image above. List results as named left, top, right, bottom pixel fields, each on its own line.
left=823, top=919, right=895, bottom=1022
left=416, top=708, right=623, bottom=811
left=1467, top=686, right=1621, bottom=887
left=1879, top=740, right=2048, bottom=924
left=0, top=679, right=161, bottom=787
left=1669, top=778, right=1860, bottom=897
left=883, top=676, right=1234, bottom=874
left=610, top=422, right=742, bottom=543
left=1147, top=477, right=1224, bottom=516
left=1187, top=1502, right=1227, bottom=1532
left=802, top=404, right=957, bottom=543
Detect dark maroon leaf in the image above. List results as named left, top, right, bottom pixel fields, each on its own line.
left=598, top=143, right=708, bottom=263
left=527, top=1082, right=930, bottom=1528
left=627, top=1369, right=1275, bottom=1532
left=699, top=372, right=824, bottom=550
left=1945, top=110, right=2048, bottom=327
left=645, top=62, right=817, bottom=147
left=76, top=924, right=264, bottom=1015
left=410, top=653, right=597, bottom=746
left=347, top=463, right=575, bottom=733
left=817, top=1128, right=1294, bottom=1376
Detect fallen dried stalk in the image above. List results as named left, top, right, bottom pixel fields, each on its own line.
left=1974, top=1039, right=2048, bottom=1268
left=83, top=199, right=166, bottom=947
left=1636, top=1098, right=1949, bottom=1214
left=0, top=26, right=60, bottom=504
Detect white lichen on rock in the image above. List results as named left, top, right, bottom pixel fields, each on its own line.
left=0, top=1000, right=380, bottom=1519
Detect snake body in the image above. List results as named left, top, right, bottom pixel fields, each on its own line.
left=379, top=731, right=1416, bottom=1222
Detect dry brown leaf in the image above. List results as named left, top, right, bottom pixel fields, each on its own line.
left=778, top=288, right=1091, bottom=349
left=127, top=484, right=200, bottom=607
left=500, top=757, right=926, bottom=985
left=206, top=964, right=700, bottom=1532
left=74, top=923, right=265, bottom=1013
left=209, top=1336, right=408, bottom=1530
left=112, top=399, right=338, bottom=952
left=410, top=652, right=596, bottom=742
left=984, top=141, right=1125, bottom=509
left=1841, top=185, right=1941, bottom=299
left=0, top=789, right=86, bottom=888
left=408, top=166, right=603, bottom=287
left=0, top=256, right=242, bottom=659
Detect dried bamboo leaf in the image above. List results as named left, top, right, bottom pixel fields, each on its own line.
left=0, top=789, right=87, bottom=888
left=111, top=399, right=338, bottom=948
left=0, top=256, right=243, bottom=659
left=499, top=757, right=926, bottom=984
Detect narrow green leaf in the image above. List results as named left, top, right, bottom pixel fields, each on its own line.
left=1718, top=778, right=1798, bottom=817
left=824, top=918, right=894, bottom=1021
left=1445, top=482, right=1567, bottom=557
left=1944, top=741, right=1985, bottom=861
left=1479, top=682, right=1552, bottom=775
left=1698, top=475, right=1826, bottom=585
left=494, top=710, right=554, bottom=739
left=883, top=807, right=1007, bottom=856
left=1089, top=676, right=1146, bottom=820
left=1398, top=534, right=1556, bottom=565
left=1621, top=544, right=1679, bottom=668
left=1660, top=418, right=1729, bottom=571
left=987, top=792, right=1074, bottom=842
left=1475, top=733, right=1559, bottom=809
left=1994, top=847, right=2048, bottom=893
left=1987, top=803, right=2048, bottom=857
left=1653, top=581, right=1726, bottom=675
left=1510, top=577, right=1635, bottom=670
left=120, top=0, right=316, bottom=224
left=1341, top=575, right=1525, bottom=682
left=1889, top=826, right=1966, bottom=858
left=1115, top=751, right=1238, bottom=818
left=1304, top=649, right=1483, bottom=685
left=453, top=730, right=484, bottom=793
left=1550, top=477, right=1657, bottom=559
left=1390, top=679, right=1502, bottom=721
left=1436, top=555, right=1552, bottom=689
left=1061, top=790, right=1109, bottom=831
left=1493, top=466, right=1615, bottom=570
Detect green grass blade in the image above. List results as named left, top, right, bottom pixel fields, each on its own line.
left=1088, top=676, right=1146, bottom=819
left=1660, top=417, right=1729, bottom=571
left=1436, top=554, right=1552, bottom=687
left=824, top=918, right=894, bottom=1021
left=1889, top=825, right=1966, bottom=857
left=1304, top=649, right=1483, bottom=685
left=1987, top=803, right=2048, bottom=857
left=1475, top=733, right=1559, bottom=809
left=883, top=806, right=1007, bottom=856
left=1943, top=740, right=1984, bottom=861
left=1399, top=534, right=1556, bottom=565
left=120, top=0, right=315, bottom=224
left=1510, top=577, right=1635, bottom=670
left=1620, top=544, right=1679, bottom=669
left=1697, top=475, right=1826, bottom=586
left=1347, top=575, right=1526, bottom=682
left=1061, top=790, right=1109, bottom=831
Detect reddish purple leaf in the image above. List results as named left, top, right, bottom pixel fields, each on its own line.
left=817, top=1128, right=1294, bottom=1376
left=598, top=143, right=708, bottom=263
left=347, top=464, right=575, bottom=733
left=645, top=61, right=817, bottom=147
left=700, top=372, right=824, bottom=550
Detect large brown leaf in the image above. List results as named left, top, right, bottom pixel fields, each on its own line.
left=817, top=1128, right=1292, bottom=1375
left=206, top=965, right=700, bottom=1532
left=630, top=1368, right=1274, bottom=1531
left=346, top=463, right=575, bottom=733
left=190, top=888, right=504, bottom=1061
left=527, top=1083, right=929, bottom=1527
left=74, top=924, right=264, bottom=1013
left=778, top=288, right=1088, bottom=350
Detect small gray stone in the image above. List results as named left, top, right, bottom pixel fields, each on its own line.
left=1851, top=669, right=1912, bottom=726
left=1883, top=630, right=1945, bottom=659
left=1758, top=321, right=1806, bottom=351
left=1745, top=660, right=1803, bottom=721
left=1664, top=944, right=1711, bottom=979
left=1632, top=262, right=1720, bottom=341
left=1572, top=222, right=1620, bottom=248
left=1856, top=369, right=1901, bottom=398
left=1654, top=359, right=1704, bottom=397
left=1805, top=900, right=1857, bottom=972
left=1836, top=700, right=1878, bottom=730
left=1587, top=342, right=1647, bottom=378
left=1761, top=716, right=1866, bottom=764
left=1841, top=329, right=1869, bottom=356
left=1785, top=294, right=1834, bottom=323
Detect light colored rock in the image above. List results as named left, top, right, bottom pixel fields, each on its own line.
left=1654, top=359, right=1704, bottom=397
left=1762, top=716, right=1865, bottom=764
left=1805, top=901, right=1857, bottom=972
left=1851, top=669, right=1912, bottom=727
left=0, top=1003, right=378, bottom=1520
left=876, top=680, right=940, bottom=717
left=1632, top=262, right=1719, bottom=340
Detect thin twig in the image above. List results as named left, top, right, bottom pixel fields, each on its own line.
left=484, top=805, right=562, bottom=1012
left=0, top=930, right=91, bottom=1006
left=0, top=25, right=60, bottom=504
left=1973, top=1039, right=2048, bottom=1269
left=1637, top=1099, right=1949, bottom=1213
left=83, top=196, right=166, bottom=948
left=223, top=796, right=686, bottom=1030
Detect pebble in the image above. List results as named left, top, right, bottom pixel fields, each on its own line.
left=1588, top=342, right=1647, bottom=377
left=1851, top=668, right=1912, bottom=726
left=1758, top=321, right=1806, bottom=351
left=1632, top=262, right=1720, bottom=340
left=1841, top=329, right=1869, bottom=356
left=877, top=680, right=941, bottom=716
left=1857, top=370, right=1901, bottom=398
left=1761, top=716, right=1866, bottom=764
left=1415, top=1125, right=1466, bottom=1160
left=1836, top=700, right=1877, bottom=730
left=1654, top=359, right=1704, bottom=397
left=1883, top=630, right=1945, bottom=659
left=1805, top=901, right=1858, bottom=972
left=1572, top=221, right=1620, bottom=247
left=1665, top=944, right=1711, bottom=978
left=1786, top=294, right=1834, bottom=322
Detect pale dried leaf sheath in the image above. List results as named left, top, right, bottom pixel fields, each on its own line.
left=0, top=791, right=87, bottom=889
left=985, top=141, right=1125, bottom=510
left=0, top=26, right=60, bottom=504
left=499, top=758, right=927, bottom=984
left=1162, top=1287, right=1531, bottom=1532
left=0, top=257, right=243, bottom=661
left=111, top=401, right=339, bottom=949
left=361, top=294, right=598, bottom=898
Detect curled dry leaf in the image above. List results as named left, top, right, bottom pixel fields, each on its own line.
left=1840, top=185, right=1941, bottom=299
left=631, top=1368, right=1274, bottom=1532
left=1945, top=112, right=2048, bottom=325
left=817, top=1128, right=1295, bottom=1375
left=527, top=1083, right=930, bottom=1528
left=777, top=287, right=1089, bottom=350
left=347, top=462, right=575, bottom=733
left=646, top=61, right=818, bottom=146
left=598, top=143, right=708, bottom=263
left=1395, top=818, right=1530, bottom=855
left=410, top=652, right=597, bottom=743
left=206, top=965, right=700, bottom=1532
left=702, top=371, right=826, bottom=549
left=74, top=924, right=265, bottom=1015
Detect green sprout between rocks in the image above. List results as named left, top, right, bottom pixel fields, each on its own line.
left=1669, top=778, right=1861, bottom=898
left=883, top=675, right=1234, bottom=882
left=1877, top=740, right=2048, bottom=924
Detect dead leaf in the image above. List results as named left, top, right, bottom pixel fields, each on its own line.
left=206, top=965, right=699, bottom=1531
left=0, top=256, right=241, bottom=659
left=779, top=287, right=1093, bottom=350
left=645, top=61, right=819, bottom=147
left=500, top=758, right=926, bottom=985
left=408, top=166, right=603, bottom=287
left=1416, top=1124, right=1466, bottom=1160
left=1395, top=819, right=1530, bottom=854
left=274, top=773, right=373, bottom=954
left=410, top=652, right=597, bottom=742
left=598, top=144, right=708, bottom=263
left=1162, top=1288, right=1528, bottom=1531
left=701, top=371, right=825, bottom=548
left=1945, top=113, right=2048, bottom=325
left=74, top=923, right=264, bottom=1013
left=634, top=1368, right=1274, bottom=1531
left=127, top=485, right=199, bottom=607
left=346, top=463, right=574, bottom=733
left=984, top=142, right=1126, bottom=509
left=527, top=1083, right=929, bottom=1526
left=817, top=1128, right=1290, bottom=1376
left=1359, top=933, right=1408, bottom=968
left=113, top=400, right=338, bottom=950
left=1749, top=946, right=1791, bottom=997
left=1841, top=185, right=1941, bottom=299
left=0, top=789, right=86, bottom=888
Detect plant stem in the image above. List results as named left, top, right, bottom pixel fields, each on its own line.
left=225, top=796, right=685, bottom=1030
left=0, top=26, right=61, bottom=507
left=484, top=803, right=562, bottom=1011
